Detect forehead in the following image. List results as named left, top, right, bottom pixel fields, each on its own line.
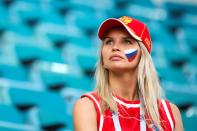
left=103, top=27, right=131, bottom=38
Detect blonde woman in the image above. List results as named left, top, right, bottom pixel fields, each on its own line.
left=73, top=16, right=184, bottom=131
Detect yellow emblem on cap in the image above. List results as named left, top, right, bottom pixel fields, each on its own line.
left=119, top=16, right=132, bottom=25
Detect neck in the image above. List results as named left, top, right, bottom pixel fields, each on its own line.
left=109, top=70, right=139, bottom=101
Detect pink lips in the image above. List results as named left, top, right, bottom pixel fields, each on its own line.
left=109, top=54, right=124, bottom=60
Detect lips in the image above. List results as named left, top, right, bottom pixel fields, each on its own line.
left=109, top=54, right=124, bottom=60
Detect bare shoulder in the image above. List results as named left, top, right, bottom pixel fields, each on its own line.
left=73, top=97, right=97, bottom=117
left=170, top=103, right=184, bottom=131
left=73, top=97, right=97, bottom=131
left=74, top=97, right=95, bottom=111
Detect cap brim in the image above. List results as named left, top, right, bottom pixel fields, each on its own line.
left=98, top=18, right=142, bottom=41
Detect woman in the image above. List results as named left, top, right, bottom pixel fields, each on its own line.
left=73, top=16, right=184, bottom=131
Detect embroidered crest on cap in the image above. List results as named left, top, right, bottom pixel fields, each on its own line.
left=119, top=16, right=132, bottom=25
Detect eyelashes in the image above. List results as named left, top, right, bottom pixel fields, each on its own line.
left=105, top=39, right=113, bottom=45
left=123, top=39, right=132, bottom=44
left=103, top=39, right=134, bottom=45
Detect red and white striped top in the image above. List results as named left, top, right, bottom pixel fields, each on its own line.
left=81, top=92, right=175, bottom=131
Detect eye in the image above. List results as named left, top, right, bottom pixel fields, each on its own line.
left=124, top=39, right=132, bottom=44
left=104, top=39, right=113, bottom=45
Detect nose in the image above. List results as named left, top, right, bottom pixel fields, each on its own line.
left=112, top=43, right=120, bottom=52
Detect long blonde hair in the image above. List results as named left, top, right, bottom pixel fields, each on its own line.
left=94, top=41, right=164, bottom=130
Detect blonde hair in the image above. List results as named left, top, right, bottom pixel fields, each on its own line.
left=94, top=41, right=164, bottom=130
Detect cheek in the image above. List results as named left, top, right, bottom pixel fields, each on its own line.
left=101, top=49, right=108, bottom=65
left=134, top=50, right=141, bottom=64
left=102, top=49, right=113, bottom=69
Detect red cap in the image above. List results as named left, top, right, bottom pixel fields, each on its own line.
left=98, top=16, right=152, bottom=53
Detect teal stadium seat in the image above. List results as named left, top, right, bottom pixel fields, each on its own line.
left=66, top=34, right=93, bottom=48
left=163, top=1, right=197, bottom=14
left=0, top=6, right=9, bottom=36
left=40, top=70, right=68, bottom=90
left=0, top=104, right=35, bottom=131
left=40, top=7, right=65, bottom=25
left=8, top=24, right=34, bottom=37
left=9, top=87, right=70, bottom=130
left=77, top=55, right=97, bottom=78
left=181, top=13, right=197, bottom=28
left=165, top=90, right=197, bottom=107
left=47, top=31, right=92, bottom=48
left=182, top=111, right=197, bottom=131
left=64, top=74, right=94, bottom=91
left=157, top=67, right=188, bottom=85
left=15, top=44, right=65, bottom=65
left=0, top=104, right=24, bottom=124
left=47, top=33, right=67, bottom=48
left=40, top=70, right=93, bottom=91
left=50, top=0, right=70, bottom=16
left=165, top=49, right=189, bottom=68
left=182, top=27, right=197, bottom=54
left=17, top=3, right=41, bottom=27
left=0, top=63, right=29, bottom=81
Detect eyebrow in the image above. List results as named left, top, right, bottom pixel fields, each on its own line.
left=122, top=37, right=135, bottom=40
left=102, top=36, right=135, bottom=41
left=102, top=37, right=112, bottom=41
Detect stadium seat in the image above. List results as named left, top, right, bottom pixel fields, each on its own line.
left=77, top=55, right=97, bottom=78
left=182, top=110, right=197, bottom=131
left=0, top=63, right=29, bottom=81
left=47, top=31, right=92, bottom=48
left=64, top=74, right=94, bottom=91
left=163, top=1, right=197, bottom=14
left=182, top=27, right=197, bottom=54
left=0, top=104, right=24, bottom=123
left=14, top=44, right=65, bottom=65
left=157, top=66, right=188, bottom=84
left=67, top=35, right=93, bottom=48
left=17, top=4, right=41, bottom=27
left=40, top=70, right=67, bottom=90
left=181, top=13, right=197, bottom=28
left=9, top=87, right=69, bottom=130
left=40, top=8, right=65, bottom=25
left=165, top=90, right=197, bottom=107
left=0, top=104, right=36, bottom=131
left=165, top=49, right=189, bottom=68
left=46, top=33, right=67, bottom=48
left=67, top=8, right=100, bottom=36
left=37, top=92, right=68, bottom=130
left=8, top=24, right=34, bottom=36
left=9, top=87, right=40, bottom=110
left=50, top=0, right=72, bottom=17
left=0, top=6, right=9, bottom=36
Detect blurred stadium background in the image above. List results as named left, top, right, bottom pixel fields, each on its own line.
left=0, top=0, right=196, bottom=130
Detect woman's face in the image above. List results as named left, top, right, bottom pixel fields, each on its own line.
left=101, top=27, right=141, bottom=73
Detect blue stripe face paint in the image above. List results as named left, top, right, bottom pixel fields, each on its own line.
left=124, top=48, right=138, bottom=62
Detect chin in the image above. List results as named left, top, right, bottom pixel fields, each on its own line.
left=107, top=65, right=136, bottom=73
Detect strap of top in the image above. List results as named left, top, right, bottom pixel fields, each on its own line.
left=81, top=92, right=104, bottom=131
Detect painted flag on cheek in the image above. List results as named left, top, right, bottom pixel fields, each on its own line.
left=124, top=48, right=138, bottom=62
